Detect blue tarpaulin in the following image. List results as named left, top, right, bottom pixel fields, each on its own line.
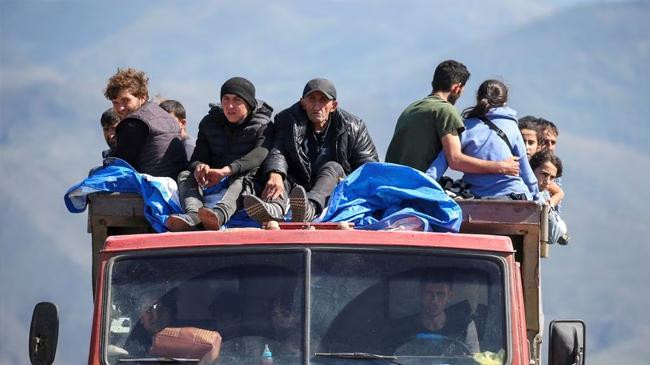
left=321, top=162, right=462, bottom=232
left=64, top=158, right=257, bottom=232
left=66, top=160, right=461, bottom=233
left=64, top=158, right=183, bottom=232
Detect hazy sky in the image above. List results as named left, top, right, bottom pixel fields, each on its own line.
left=1, top=1, right=648, bottom=364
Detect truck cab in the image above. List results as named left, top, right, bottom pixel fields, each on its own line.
left=29, top=194, right=584, bottom=365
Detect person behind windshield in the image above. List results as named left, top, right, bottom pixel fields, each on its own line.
left=268, top=296, right=300, bottom=355
left=427, top=79, right=539, bottom=200
left=386, top=271, right=480, bottom=354
left=123, top=291, right=221, bottom=364
left=124, top=293, right=176, bottom=357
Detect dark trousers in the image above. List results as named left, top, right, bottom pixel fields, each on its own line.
left=177, top=170, right=247, bottom=224
left=306, top=161, right=345, bottom=211
left=264, top=161, right=345, bottom=214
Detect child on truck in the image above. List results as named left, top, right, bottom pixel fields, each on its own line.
left=529, top=150, right=569, bottom=245
left=517, top=115, right=541, bottom=159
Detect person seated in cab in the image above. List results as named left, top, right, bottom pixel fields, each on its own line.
left=124, top=292, right=176, bottom=357
left=124, top=291, right=222, bottom=364
left=166, top=77, right=274, bottom=231
left=385, top=270, right=480, bottom=355
left=103, top=68, right=187, bottom=179
left=243, top=78, right=379, bottom=223
left=267, top=296, right=301, bottom=355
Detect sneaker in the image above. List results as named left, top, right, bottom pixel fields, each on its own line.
left=289, top=185, right=316, bottom=222
left=243, top=194, right=285, bottom=223
left=166, top=212, right=200, bottom=232
left=198, top=207, right=222, bottom=230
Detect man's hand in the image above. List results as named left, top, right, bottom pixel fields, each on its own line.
left=262, top=172, right=284, bottom=200
left=194, top=164, right=211, bottom=187
left=498, top=156, right=520, bottom=176
left=204, top=166, right=232, bottom=188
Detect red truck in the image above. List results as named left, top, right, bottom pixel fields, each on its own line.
left=29, top=194, right=584, bottom=365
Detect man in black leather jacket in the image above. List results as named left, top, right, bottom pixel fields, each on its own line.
left=243, top=78, right=378, bottom=222
left=166, top=77, right=273, bottom=231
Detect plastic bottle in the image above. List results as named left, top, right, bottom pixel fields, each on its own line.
left=260, top=344, right=273, bottom=365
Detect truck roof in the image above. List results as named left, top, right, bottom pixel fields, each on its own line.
left=102, top=228, right=515, bottom=254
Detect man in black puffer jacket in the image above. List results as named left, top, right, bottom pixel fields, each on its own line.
left=166, top=77, right=273, bottom=231
left=243, top=78, right=378, bottom=223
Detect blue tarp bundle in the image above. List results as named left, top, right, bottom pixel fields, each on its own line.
left=65, top=160, right=461, bottom=233
left=64, top=158, right=183, bottom=232
left=64, top=158, right=257, bottom=232
left=321, top=162, right=462, bottom=232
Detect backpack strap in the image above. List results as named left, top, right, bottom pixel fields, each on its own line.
left=478, top=116, right=514, bottom=154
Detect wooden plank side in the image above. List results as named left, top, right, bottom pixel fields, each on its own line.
left=88, top=193, right=150, bottom=294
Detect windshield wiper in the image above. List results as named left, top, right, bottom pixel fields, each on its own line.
left=118, top=358, right=198, bottom=363
left=314, top=352, right=405, bottom=364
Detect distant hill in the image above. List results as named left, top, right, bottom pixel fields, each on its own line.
left=1, top=2, right=648, bottom=365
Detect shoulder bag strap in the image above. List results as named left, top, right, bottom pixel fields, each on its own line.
left=478, top=116, right=514, bottom=154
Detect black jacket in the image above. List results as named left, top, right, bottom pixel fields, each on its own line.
left=189, top=100, right=273, bottom=177
left=262, top=102, right=379, bottom=186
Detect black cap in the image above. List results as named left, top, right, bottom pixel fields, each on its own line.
left=221, top=77, right=257, bottom=110
left=302, top=78, right=337, bottom=100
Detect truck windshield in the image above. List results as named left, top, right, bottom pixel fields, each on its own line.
left=105, top=249, right=506, bottom=365
left=310, top=250, right=506, bottom=365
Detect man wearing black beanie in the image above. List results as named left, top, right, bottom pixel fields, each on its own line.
left=220, top=77, right=257, bottom=111
left=166, top=77, right=274, bottom=231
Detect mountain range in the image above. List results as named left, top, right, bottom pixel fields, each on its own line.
left=1, top=1, right=648, bottom=364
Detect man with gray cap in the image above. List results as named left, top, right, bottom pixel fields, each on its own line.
left=243, top=78, right=378, bottom=222
left=166, top=77, right=274, bottom=231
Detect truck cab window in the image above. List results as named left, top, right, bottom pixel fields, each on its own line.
left=105, top=251, right=305, bottom=364
left=310, top=250, right=507, bottom=363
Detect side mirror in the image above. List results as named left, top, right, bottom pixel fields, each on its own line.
left=29, top=302, right=59, bottom=365
left=548, top=320, right=585, bottom=365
